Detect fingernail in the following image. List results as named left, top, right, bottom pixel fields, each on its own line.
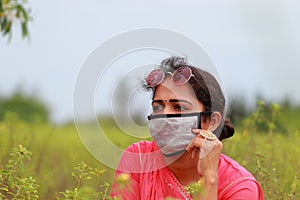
left=186, top=145, right=190, bottom=151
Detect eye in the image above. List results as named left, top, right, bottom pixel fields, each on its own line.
left=152, top=104, right=164, bottom=113
left=174, top=104, right=189, bottom=111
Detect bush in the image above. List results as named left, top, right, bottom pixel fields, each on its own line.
left=242, top=100, right=285, bottom=134
left=0, top=92, right=49, bottom=123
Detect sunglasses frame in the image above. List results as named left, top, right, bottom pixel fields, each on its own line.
left=145, top=66, right=194, bottom=88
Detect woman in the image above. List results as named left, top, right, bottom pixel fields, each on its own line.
left=110, top=56, right=264, bottom=199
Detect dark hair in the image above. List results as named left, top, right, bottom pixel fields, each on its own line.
left=145, top=56, right=234, bottom=140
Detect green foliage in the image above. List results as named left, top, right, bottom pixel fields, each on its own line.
left=0, top=146, right=117, bottom=200
left=243, top=100, right=285, bottom=134
left=0, top=145, right=39, bottom=199
left=251, top=150, right=300, bottom=200
left=0, top=101, right=300, bottom=199
left=0, top=0, right=31, bottom=41
left=184, top=178, right=205, bottom=199
left=0, top=92, right=49, bottom=123
left=222, top=126, right=300, bottom=200
left=57, top=162, right=115, bottom=200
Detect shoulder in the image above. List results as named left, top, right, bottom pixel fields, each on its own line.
left=218, top=154, right=253, bottom=178
left=116, top=141, right=154, bottom=174
left=218, top=154, right=264, bottom=199
left=124, top=140, right=158, bottom=153
left=121, top=140, right=166, bottom=173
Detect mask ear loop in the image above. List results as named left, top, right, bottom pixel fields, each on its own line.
left=197, top=111, right=212, bottom=130
left=196, top=112, right=202, bottom=129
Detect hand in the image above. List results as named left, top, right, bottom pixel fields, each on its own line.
left=186, top=129, right=222, bottom=199
left=186, top=129, right=223, bottom=179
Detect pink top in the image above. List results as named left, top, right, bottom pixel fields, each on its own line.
left=111, top=141, right=264, bottom=200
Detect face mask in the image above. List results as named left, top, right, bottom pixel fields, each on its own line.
left=148, top=112, right=203, bottom=157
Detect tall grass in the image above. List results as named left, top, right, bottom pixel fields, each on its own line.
left=222, top=130, right=300, bottom=199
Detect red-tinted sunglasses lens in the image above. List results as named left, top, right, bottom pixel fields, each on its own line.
left=145, top=69, right=165, bottom=87
left=173, top=67, right=193, bottom=85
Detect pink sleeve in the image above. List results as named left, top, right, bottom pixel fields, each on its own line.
left=110, top=143, right=141, bottom=199
left=219, top=178, right=264, bottom=200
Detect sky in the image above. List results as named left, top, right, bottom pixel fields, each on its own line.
left=1, top=0, right=300, bottom=124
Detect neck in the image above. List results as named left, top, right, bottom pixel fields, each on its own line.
left=167, top=151, right=200, bottom=186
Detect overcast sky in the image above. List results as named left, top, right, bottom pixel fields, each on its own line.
left=1, top=0, right=299, bottom=124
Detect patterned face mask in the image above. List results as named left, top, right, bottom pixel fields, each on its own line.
left=148, top=112, right=208, bottom=157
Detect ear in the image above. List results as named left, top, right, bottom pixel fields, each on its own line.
left=208, top=111, right=222, bottom=132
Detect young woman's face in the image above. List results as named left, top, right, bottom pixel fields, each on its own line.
left=151, top=77, right=205, bottom=115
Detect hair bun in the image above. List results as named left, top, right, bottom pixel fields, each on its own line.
left=219, top=118, right=235, bottom=141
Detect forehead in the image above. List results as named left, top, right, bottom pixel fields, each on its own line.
left=153, top=77, right=198, bottom=102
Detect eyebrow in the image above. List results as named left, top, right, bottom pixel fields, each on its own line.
left=152, top=99, right=193, bottom=105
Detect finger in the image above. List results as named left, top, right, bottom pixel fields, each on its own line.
left=186, top=137, right=195, bottom=152
left=199, top=139, right=218, bottom=159
left=193, top=148, right=200, bottom=159
left=192, top=129, right=214, bottom=140
left=186, top=137, right=205, bottom=152
left=191, top=129, right=202, bottom=136
left=191, top=148, right=197, bottom=159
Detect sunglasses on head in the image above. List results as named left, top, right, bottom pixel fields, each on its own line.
left=145, top=66, right=194, bottom=88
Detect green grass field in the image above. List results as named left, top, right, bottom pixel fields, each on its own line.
left=0, top=105, right=300, bottom=199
